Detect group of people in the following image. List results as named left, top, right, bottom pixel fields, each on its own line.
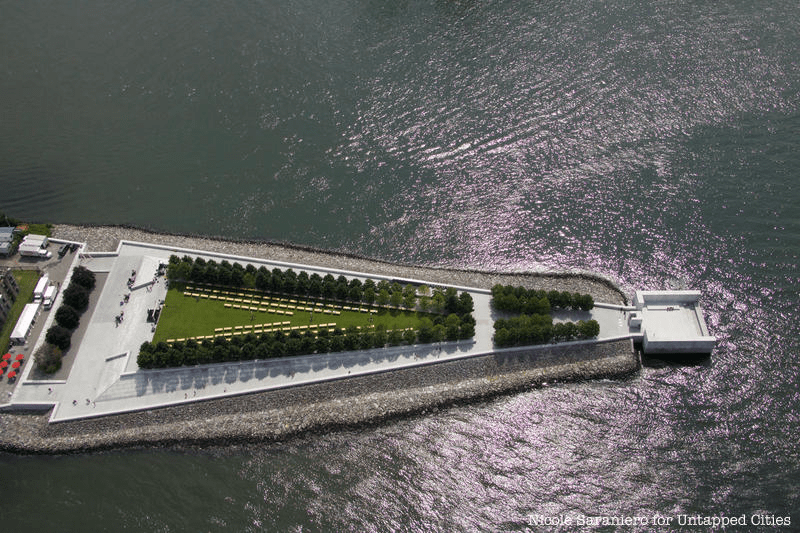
left=116, top=273, right=134, bottom=327
left=126, top=269, right=137, bottom=289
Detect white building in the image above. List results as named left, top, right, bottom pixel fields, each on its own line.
left=628, top=290, right=716, bottom=355
left=11, top=301, right=41, bottom=345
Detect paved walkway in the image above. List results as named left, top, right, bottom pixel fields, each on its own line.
left=6, top=240, right=637, bottom=422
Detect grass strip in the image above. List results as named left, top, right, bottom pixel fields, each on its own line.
left=153, top=283, right=425, bottom=344
left=0, top=270, right=41, bottom=352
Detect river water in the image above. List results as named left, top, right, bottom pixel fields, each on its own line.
left=1, top=0, right=798, bottom=530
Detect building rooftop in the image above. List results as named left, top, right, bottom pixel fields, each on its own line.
left=633, top=291, right=715, bottom=354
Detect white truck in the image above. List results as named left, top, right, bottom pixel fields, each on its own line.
left=43, top=284, right=59, bottom=309
left=33, top=275, right=50, bottom=302
left=19, top=243, right=52, bottom=258
left=18, top=234, right=51, bottom=258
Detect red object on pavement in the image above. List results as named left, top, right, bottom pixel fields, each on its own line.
left=7, top=370, right=16, bottom=379
left=2, top=353, right=10, bottom=361
left=15, top=354, right=24, bottom=361
left=0, top=361, right=7, bottom=369
left=11, top=361, right=20, bottom=369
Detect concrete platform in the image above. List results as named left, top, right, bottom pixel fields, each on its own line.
left=631, top=291, right=716, bottom=354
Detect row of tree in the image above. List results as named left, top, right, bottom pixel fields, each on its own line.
left=167, top=255, right=474, bottom=315
left=138, top=312, right=476, bottom=369
left=493, top=314, right=600, bottom=347
left=36, top=266, right=97, bottom=373
left=491, top=284, right=594, bottom=313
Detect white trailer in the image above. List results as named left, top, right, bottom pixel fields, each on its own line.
left=19, top=234, right=50, bottom=258
left=10, top=302, right=41, bottom=345
left=43, top=284, right=59, bottom=309
left=22, top=234, right=48, bottom=247
left=19, top=242, right=44, bottom=257
left=33, top=275, right=50, bottom=301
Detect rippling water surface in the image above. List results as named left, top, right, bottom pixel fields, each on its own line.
left=1, top=0, right=799, bottom=530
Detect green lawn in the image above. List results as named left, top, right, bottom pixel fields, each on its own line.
left=26, top=224, right=52, bottom=237
left=152, top=284, right=425, bottom=343
left=0, top=270, right=41, bottom=352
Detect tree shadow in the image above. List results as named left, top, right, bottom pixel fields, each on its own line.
left=224, top=366, right=238, bottom=384
left=254, top=363, right=269, bottom=380
left=239, top=364, right=253, bottom=382
left=209, top=367, right=224, bottom=385
left=135, top=374, right=149, bottom=396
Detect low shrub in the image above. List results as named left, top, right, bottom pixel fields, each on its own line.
left=34, top=343, right=63, bottom=374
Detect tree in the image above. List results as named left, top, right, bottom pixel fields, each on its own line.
left=309, top=279, right=322, bottom=297
left=402, top=285, right=417, bottom=309
left=431, top=289, right=445, bottom=313
left=189, top=262, right=204, bottom=283
left=494, top=328, right=512, bottom=347
left=300, top=336, right=315, bottom=354
left=34, top=343, right=62, bottom=374
left=431, top=324, right=446, bottom=343
left=205, top=264, right=221, bottom=284
left=255, top=269, right=270, bottom=291
left=417, top=318, right=434, bottom=343
left=374, top=327, right=388, bottom=348
left=390, top=290, right=403, bottom=308
left=419, top=295, right=431, bottom=312
left=459, top=321, right=475, bottom=339
left=46, top=325, right=72, bottom=351
left=171, top=260, right=191, bottom=281
left=254, top=342, right=271, bottom=360
left=458, top=292, right=474, bottom=315
left=314, top=337, right=330, bottom=354
left=329, top=335, right=345, bottom=353
left=348, top=285, right=363, bottom=302
left=282, top=269, right=297, bottom=293
left=578, top=319, right=600, bottom=338
left=296, top=272, right=310, bottom=295
left=209, top=345, right=226, bottom=362
left=445, top=313, right=461, bottom=341
left=359, top=333, right=375, bottom=350
left=362, top=279, right=376, bottom=294
left=444, top=287, right=460, bottom=314
left=137, top=342, right=154, bottom=368
left=228, top=266, right=243, bottom=287
left=55, top=305, right=80, bottom=330
left=270, top=268, right=284, bottom=291
left=376, top=289, right=390, bottom=307
left=335, top=280, right=349, bottom=300
left=231, top=263, right=246, bottom=286
left=322, top=278, right=336, bottom=299
left=363, top=286, right=375, bottom=305
left=63, top=284, right=89, bottom=312
left=388, top=329, right=403, bottom=346
left=70, top=265, right=96, bottom=290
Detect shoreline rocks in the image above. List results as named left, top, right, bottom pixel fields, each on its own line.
left=52, top=223, right=629, bottom=304
left=0, top=225, right=637, bottom=454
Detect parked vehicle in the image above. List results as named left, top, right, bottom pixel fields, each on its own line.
left=43, top=284, right=59, bottom=309
left=33, top=275, right=49, bottom=301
